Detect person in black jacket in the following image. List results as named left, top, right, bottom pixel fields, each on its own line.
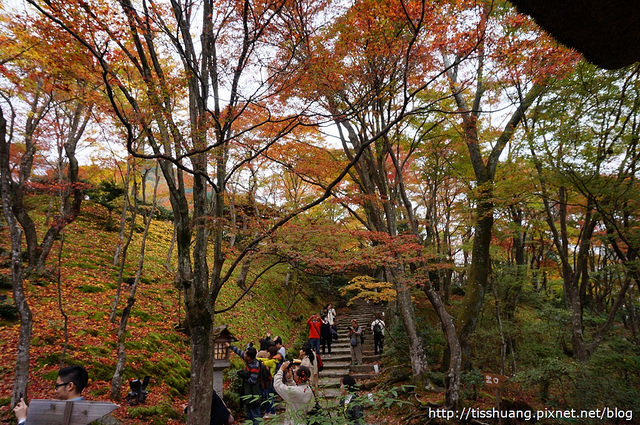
left=340, top=375, right=364, bottom=424
left=320, top=315, right=333, bottom=355
left=230, top=344, right=262, bottom=424
left=210, top=390, right=234, bottom=425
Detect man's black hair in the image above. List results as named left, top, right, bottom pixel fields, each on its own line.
left=342, top=375, right=357, bottom=392
left=273, top=336, right=283, bottom=345
left=245, top=346, right=257, bottom=360
left=58, top=365, right=89, bottom=393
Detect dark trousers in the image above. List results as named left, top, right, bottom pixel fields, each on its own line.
left=321, top=336, right=332, bottom=354
left=374, top=333, right=384, bottom=354
left=245, top=403, right=261, bottom=424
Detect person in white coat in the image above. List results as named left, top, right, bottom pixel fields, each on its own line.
left=326, top=303, right=336, bottom=326
left=273, top=362, right=314, bottom=425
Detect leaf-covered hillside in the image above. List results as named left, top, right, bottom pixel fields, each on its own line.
left=0, top=199, right=318, bottom=424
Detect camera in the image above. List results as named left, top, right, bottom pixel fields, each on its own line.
left=285, top=359, right=302, bottom=370
left=126, top=376, right=150, bottom=405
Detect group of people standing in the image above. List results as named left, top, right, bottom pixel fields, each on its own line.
left=306, top=303, right=337, bottom=355
left=347, top=313, right=386, bottom=365
left=228, top=303, right=340, bottom=425
left=228, top=334, right=287, bottom=424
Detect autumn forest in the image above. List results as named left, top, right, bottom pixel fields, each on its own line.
left=1, top=0, right=639, bottom=424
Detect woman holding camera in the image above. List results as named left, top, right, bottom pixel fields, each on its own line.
left=273, top=361, right=313, bottom=425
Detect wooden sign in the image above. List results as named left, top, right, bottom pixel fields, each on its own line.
left=26, top=400, right=118, bottom=425
left=483, top=373, right=508, bottom=388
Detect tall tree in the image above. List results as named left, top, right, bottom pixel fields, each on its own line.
left=0, top=11, right=100, bottom=406
left=0, top=101, right=33, bottom=411
left=441, top=1, right=578, bottom=367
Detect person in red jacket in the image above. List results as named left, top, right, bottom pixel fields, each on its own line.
left=307, top=314, right=322, bottom=353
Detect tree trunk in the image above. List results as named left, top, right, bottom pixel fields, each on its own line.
left=110, top=180, right=138, bottom=323
left=446, top=47, right=546, bottom=369
left=386, top=266, right=429, bottom=378
left=422, top=281, right=461, bottom=409
left=34, top=102, right=89, bottom=274
left=457, top=191, right=494, bottom=369
left=1, top=108, right=33, bottom=409
left=626, top=296, right=639, bottom=343
left=111, top=167, right=160, bottom=400
left=164, top=225, right=176, bottom=273
left=113, top=161, right=132, bottom=266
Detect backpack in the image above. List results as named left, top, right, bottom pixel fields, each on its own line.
left=257, top=360, right=272, bottom=390
left=316, top=353, right=324, bottom=372
left=373, top=321, right=382, bottom=335
left=343, top=394, right=364, bottom=423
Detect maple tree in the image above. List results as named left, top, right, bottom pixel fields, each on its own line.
left=275, top=0, right=459, bottom=391
left=0, top=10, right=105, bottom=406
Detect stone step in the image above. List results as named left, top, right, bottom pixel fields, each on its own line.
left=325, top=345, right=380, bottom=353
left=318, top=371, right=377, bottom=388
left=319, top=352, right=380, bottom=364
left=319, top=368, right=351, bottom=378
left=316, top=387, right=342, bottom=399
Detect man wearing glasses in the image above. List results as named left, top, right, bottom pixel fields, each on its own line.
left=13, top=365, right=89, bottom=424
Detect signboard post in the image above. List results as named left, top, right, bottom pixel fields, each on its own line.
left=484, top=373, right=508, bottom=425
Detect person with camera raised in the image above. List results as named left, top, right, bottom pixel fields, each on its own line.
left=229, top=343, right=262, bottom=424
left=273, top=361, right=314, bottom=425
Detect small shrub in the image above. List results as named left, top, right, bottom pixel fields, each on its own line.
left=0, top=274, right=12, bottom=290
left=153, top=205, right=174, bottom=221
left=128, top=402, right=180, bottom=424
left=0, top=303, right=18, bottom=321
left=460, top=369, right=484, bottom=400
left=78, top=285, right=106, bottom=294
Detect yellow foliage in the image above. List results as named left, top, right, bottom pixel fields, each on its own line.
left=339, top=275, right=396, bottom=305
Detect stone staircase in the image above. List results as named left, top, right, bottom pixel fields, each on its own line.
left=316, top=300, right=384, bottom=400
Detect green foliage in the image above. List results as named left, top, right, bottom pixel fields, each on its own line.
left=460, top=369, right=484, bottom=401
left=36, top=352, right=63, bottom=369
left=152, top=205, right=174, bottom=221
left=574, top=337, right=640, bottom=412
left=0, top=273, right=11, bottom=290
left=78, top=284, right=107, bottom=293
left=131, top=309, right=151, bottom=321
left=128, top=402, right=181, bottom=425
left=134, top=353, right=191, bottom=396
left=88, top=359, right=115, bottom=381
left=514, top=358, right=578, bottom=403
left=87, top=180, right=125, bottom=211
left=0, top=303, right=18, bottom=321
left=293, top=385, right=416, bottom=425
